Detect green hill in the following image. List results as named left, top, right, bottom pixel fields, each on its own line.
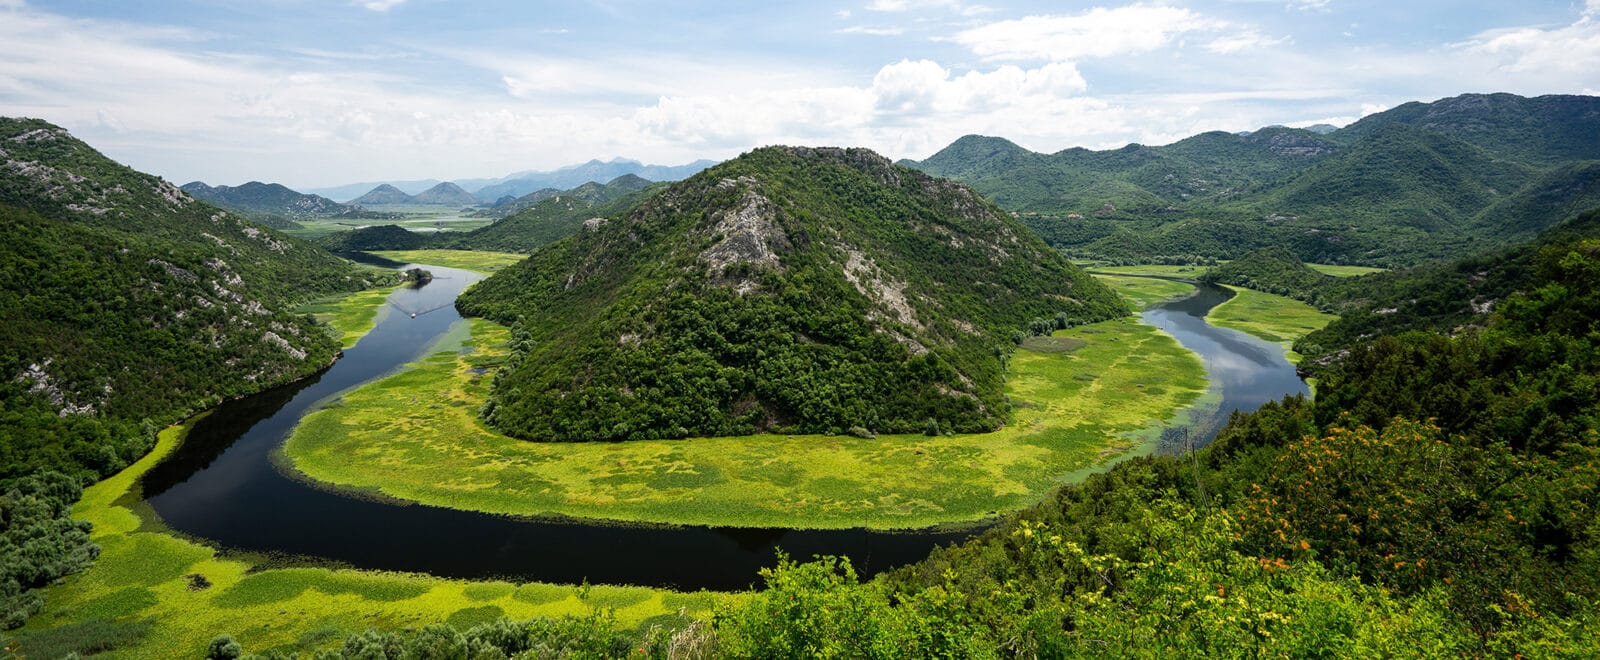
left=179, top=181, right=357, bottom=227
left=443, top=174, right=660, bottom=253
left=0, top=118, right=379, bottom=485
left=456, top=146, right=1126, bottom=441
left=905, top=93, right=1600, bottom=266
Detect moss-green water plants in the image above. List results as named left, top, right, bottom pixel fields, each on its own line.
left=284, top=313, right=1206, bottom=530
left=297, top=285, right=402, bottom=349
left=1206, top=285, right=1336, bottom=364
left=10, top=421, right=722, bottom=658
left=1090, top=274, right=1196, bottom=309
left=367, top=249, right=527, bottom=273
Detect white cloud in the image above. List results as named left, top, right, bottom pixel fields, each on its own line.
left=1456, top=6, right=1600, bottom=75
left=953, top=4, right=1232, bottom=61
left=356, top=0, right=406, bottom=11
left=1288, top=0, right=1331, bottom=13
left=866, top=0, right=990, bottom=16
left=1204, top=31, right=1288, bottom=54
left=837, top=25, right=905, bottom=36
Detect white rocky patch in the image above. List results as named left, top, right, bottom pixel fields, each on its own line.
left=840, top=248, right=921, bottom=330
left=262, top=331, right=308, bottom=361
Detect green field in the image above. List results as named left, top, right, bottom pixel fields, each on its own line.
left=1091, top=274, right=1196, bottom=309
left=1207, top=285, right=1337, bottom=364
left=1305, top=263, right=1387, bottom=277
left=285, top=314, right=1207, bottom=530
left=13, top=420, right=720, bottom=659
left=282, top=211, right=496, bottom=239
left=1086, top=264, right=1213, bottom=278
left=369, top=249, right=527, bottom=273
left=297, top=285, right=401, bottom=349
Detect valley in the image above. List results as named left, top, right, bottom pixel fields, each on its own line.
left=5, top=82, right=1599, bottom=657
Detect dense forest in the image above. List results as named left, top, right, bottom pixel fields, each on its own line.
left=908, top=93, right=1600, bottom=267
left=456, top=146, right=1127, bottom=441
left=0, top=119, right=381, bottom=629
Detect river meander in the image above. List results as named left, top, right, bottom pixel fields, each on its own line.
left=142, top=265, right=1305, bottom=590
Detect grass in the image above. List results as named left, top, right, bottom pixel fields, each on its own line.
left=1207, top=285, right=1338, bottom=365
left=1305, top=263, right=1387, bottom=277
left=297, top=285, right=402, bottom=349
left=368, top=249, right=527, bottom=273
left=283, top=314, right=1208, bottom=530
left=13, top=419, right=725, bottom=658
left=1086, top=264, right=1214, bottom=278
left=1091, top=274, right=1196, bottom=309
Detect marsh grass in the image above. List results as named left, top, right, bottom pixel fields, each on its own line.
left=17, top=420, right=721, bottom=658
left=367, top=249, right=527, bottom=273
left=284, top=314, right=1208, bottom=530
left=1206, top=285, right=1337, bottom=364
left=297, top=285, right=400, bottom=349
left=1090, top=274, right=1197, bottom=309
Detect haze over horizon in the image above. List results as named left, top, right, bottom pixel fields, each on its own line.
left=2, top=0, right=1596, bottom=189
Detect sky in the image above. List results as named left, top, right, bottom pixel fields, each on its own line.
left=1, top=0, right=1597, bottom=189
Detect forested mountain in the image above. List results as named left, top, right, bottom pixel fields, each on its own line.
left=178, top=180, right=358, bottom=226
left=442, top=174, right=660, bottom=252
left=0, top=118, right=380, bottom=627
left=0, top=118, right=379, bottom=483
left=456, top=146, right=1126, bottom=441
left=905, top=93, right=1600, bottom=266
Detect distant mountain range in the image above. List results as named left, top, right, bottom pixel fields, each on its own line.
left=902, top=93, right=1600, bottom=267
left=305, top=157, right=718, bottom=204
left=180, top=181, right=358, bottom=226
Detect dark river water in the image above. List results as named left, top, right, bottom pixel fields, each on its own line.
left=143, top=267, right=1302, bottom=590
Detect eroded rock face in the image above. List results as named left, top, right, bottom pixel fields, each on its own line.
left=699, top=177, right=791, bottom=275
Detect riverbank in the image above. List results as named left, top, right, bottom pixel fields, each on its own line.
left=13, top=418, right=720, bottom=658
left=1206, top=285, right=1337, bottom=365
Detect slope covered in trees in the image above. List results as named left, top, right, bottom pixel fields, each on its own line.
left=0, top=118, right=382, bottom=630
left=441, top=174, right=661, bottom=253
left=456, top=146, right=1126, bottom=441
left=179, top=180, right=360, bottom=227
left=906, top=93, right=1600, bottom=266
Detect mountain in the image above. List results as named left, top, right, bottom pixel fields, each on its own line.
left=455, top=146, right=1127, bottom=442
left=348, top=183, right=414, bottom=205
left=409, top=181, right=479, bottom=206
left=904, top=93, right=1600, bottom=267
left=0, top=117, right=380, bottom=487
left=315, top=224, right=430, bottom=253
left=179, top=180, right=358, bottom=223
left=444, top=174, right=661, bottom=253
left=471, top=158, right=716, bottom=201
left=305, top=178, right=443, bottom=201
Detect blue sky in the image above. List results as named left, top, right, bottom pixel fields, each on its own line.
left=2, top=0, right=1596, bottom=188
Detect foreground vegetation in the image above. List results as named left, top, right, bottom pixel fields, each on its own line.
left=286, top=314, right=1206, bottom=529
left=7, top=420, right=721, bottom=658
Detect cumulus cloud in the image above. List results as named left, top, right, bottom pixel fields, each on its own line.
left=1457, top=4, right=1600, bottom=75
left=953, top=4, right=1231, bottom=61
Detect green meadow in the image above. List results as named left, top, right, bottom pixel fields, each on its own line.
left=297, top=285, right=401, bottom=349
left=1090, top=274, right=1196, bottom=309
left=1305, top=263, right=1387, bottom=277
left=368, top=249, right=527, bottom=273
left=284, top=311, right=1208, bottom=530
left=1207, top=285, right=1337, bottom=364
left=11, top=421, right=721, bottom=659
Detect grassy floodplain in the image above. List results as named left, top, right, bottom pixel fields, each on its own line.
left=1305, top=263, right=1387, bottom=277
left=368, top=249, right=527, bottom=273
left=297, top=285, right=401, bottom=349
left=285, top=310, right=1207, bottom=529
left=12, top=421, right=720, bottom=659
left=1090, top=274, right=1196, bottom=309
left=1207, top=285, right=1338, bottom=364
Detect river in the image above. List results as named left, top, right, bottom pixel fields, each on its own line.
left=143, top=265, right=1304, bottom=590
